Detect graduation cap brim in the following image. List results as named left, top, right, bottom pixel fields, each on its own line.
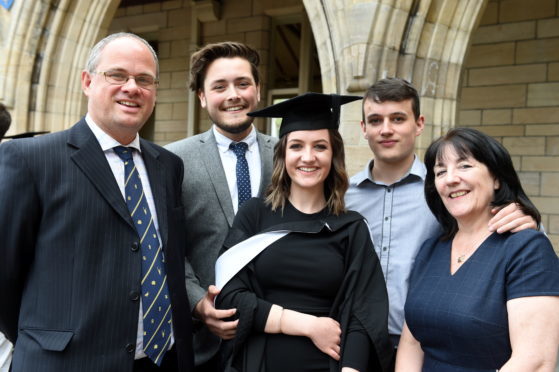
left=3, top=131, right=49, bottom=139
left=248, top=92, right=361, bottom=137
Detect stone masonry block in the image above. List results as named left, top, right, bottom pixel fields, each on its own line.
left=160, top=57, right=188, bottom=72
left=549, top=215, right=559, bottom=234
left=159, top=26, right=189, bottom=41
left=170, top=39, right=189, bottom=57
left=460, top=85, right=526, bottom=109
left=516, top=38, right=559, bottom=64
left=221, top=0, right=252, bottom=19
left=532, top=196, right=559, bottom=214
left=172, top=102, right=187, bottom=120
left=171, top=71, right=188, bottom=89
left=227, top=16, right=270, bottom=33
left=521, top=156, right=559, bottom=172
left=156, top=89, right=187, bottom=103
left=547, top=137, right=559, bottom=155
left=126, top=5, right=143, bottom=16
left=538, top=18, right=559, bottom=38
left=526, top=125, right=559, bottom=136
left=458, top=110, right=482, bottom=125
left=245, top=31, right=270, bottom=49
left=550, top=63, right=559, bottom=81
left=157, top=119, right=188, bottom=132
left=517, top=172, right=541, bottom=196
left=503, top=137, right=546, bottom=155
left=472, top=21, right=536, bottom=45
left=466, top=125, right=525, bottom=137
left=469, top=64, right=546, bottom=86
left=527, top=83, right=559, bottom=107
left=480, top=1, right=498, bottom=25
left=499, top=0, right=556, bottom=23
left=169, top=9, right=190, bottom=28
left=203, top=20, right=227, bottom=37
left=542, top=173, right=559, bottom=196
left=465, top=43, right=515, bottom=68
left=143, top=3, right=161, bottom=13
left=514, top=108, right=559, bottom=124
left=482, top=109, right=512, bottom=125
left=113, top=12, right=167, bottom=32
left=162, top=0, right=182, bottom=11
left=155, top=103, right=173, bottom=120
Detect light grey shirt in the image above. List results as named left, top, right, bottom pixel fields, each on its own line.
left=345, top=156, right=441, bottom=336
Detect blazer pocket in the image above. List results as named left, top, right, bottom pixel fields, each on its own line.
left=22, top=328, right=74, bottom=351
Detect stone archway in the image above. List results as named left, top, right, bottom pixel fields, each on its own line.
left=0, top=0, right=119, bottom=135
left=302, top=0, right=489, bottom=174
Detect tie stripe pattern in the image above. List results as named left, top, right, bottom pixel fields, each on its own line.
left=229, top=142, right=251, bottom=208
left=113, top=146, right=172, bottom=366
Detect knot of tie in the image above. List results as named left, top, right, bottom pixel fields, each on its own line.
left=229, top=141, right=248, bottom=157
left=113, top=146, right=134, bottom=162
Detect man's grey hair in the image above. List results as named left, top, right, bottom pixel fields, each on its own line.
left=0, top=103, right=12, bottom=140
left=85, top=32, right=159, bottom=77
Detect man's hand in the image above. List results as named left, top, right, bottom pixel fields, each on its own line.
left=488, top=203, right=537, bottom=233
left=194, top=285, right=238, bottom=340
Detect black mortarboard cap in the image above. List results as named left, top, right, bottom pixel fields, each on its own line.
left=248, top=92, right=362, bottom=137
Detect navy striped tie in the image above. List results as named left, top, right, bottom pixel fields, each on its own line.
left=113, top=146, right=172, bottom=366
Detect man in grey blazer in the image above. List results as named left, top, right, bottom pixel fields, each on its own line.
left=0, top=33, right=194, bottom=372
left=166, top=42, right=277, bottom=371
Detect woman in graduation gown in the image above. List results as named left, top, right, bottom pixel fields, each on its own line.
left=215, top=93, right=392, bottom=372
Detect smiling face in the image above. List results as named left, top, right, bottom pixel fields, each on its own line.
left=81, top=37, right=157, bottom=145
left=285, top=129, right=332, bottom=197
left=198, top=57, right=260, bottom=140
left=361, top=98, right=424, bottom=170
left=434, top=145, right=500, bottom=226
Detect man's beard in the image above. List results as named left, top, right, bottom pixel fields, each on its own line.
left=212, top=117, right=254, bottom=134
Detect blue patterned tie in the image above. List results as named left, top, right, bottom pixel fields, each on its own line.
left=229, top=142, right=251, bottom=208
left=113, top=146, right=172, bottom=366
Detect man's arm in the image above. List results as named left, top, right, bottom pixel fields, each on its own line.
left=0, top=142, right=39, bottom=342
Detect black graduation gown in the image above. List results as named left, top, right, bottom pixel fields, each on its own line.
left=216, top=198, right=392, bottom=372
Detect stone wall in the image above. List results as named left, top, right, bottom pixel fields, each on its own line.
left=458, top=0, right=559, bottom=248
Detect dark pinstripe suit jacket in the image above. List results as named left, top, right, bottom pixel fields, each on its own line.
left=0, top=119, right=194, bottom=371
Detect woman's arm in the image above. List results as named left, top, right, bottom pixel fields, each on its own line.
left=499, top=296, right=559, bottom=372
left=395, top=322, right=423, bottom=372
left=265, top=304, right=342, bottom=361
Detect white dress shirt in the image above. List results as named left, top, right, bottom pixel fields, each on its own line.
left=85, top=114, right=174, bottom=360
left=213, top=125, right=262, bottom=214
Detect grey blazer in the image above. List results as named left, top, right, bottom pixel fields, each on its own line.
left=166, top=127, right=277, bottom=365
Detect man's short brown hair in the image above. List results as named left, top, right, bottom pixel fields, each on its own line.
left=189, top=41, right=260, bottom=93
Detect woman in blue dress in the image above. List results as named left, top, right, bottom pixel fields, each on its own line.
left=396, top=128, right=559, bottom=371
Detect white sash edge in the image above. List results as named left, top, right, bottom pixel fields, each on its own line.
left=215, top=230, right=290, bottom=291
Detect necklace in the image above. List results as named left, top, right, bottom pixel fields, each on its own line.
left=454, top=232, right=490, bottom=264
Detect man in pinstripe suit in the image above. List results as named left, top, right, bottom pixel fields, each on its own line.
left=0, top=33, right=193, bottom=371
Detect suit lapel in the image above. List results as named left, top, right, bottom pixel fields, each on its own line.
left=68, top=120, right=134, bottom=229
left=257, top=132, right=275, bottom=196
left=141, top=141, right=169, bottom=249
left=199, top=130, right=235, bottom=226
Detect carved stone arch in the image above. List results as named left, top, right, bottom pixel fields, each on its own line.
left=1, top=0, right=119, bottom=135
left=302, top=0, right=489, bottom=172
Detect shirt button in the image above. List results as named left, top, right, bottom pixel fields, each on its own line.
left=129, top=290, right=140, bottom=301
left=131, top=242, right=139, bottom=252
left=384, top=217, right=389, bottom=221
left=387, top=188, right=391, bottom=193
left=383, top=247, right=388, bottom=251
left=125, top=343, right=135, bottom=353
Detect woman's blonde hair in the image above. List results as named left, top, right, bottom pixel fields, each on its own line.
left=265, top=129, right=348, bottom=215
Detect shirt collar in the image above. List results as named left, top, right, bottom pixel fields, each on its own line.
left=85, top=114, right=141, bottom=152
left=213, top=124, right=256, bottom=153
left=354, top=155, right=426, bottom=187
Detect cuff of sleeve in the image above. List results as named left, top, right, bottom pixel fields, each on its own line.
left=252, top=299, right=273, bottom=332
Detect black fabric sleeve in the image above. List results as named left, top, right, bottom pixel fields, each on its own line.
left=341, top=316, right=371, bottom=370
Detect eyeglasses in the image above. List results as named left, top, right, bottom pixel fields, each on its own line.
left=95, top=70, right=159, bottom=90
